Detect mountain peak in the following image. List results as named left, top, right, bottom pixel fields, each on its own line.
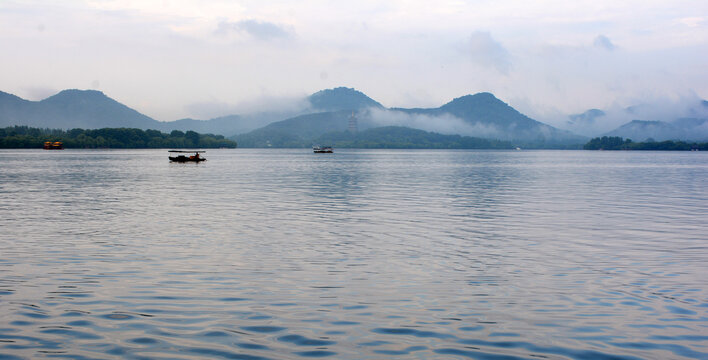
left=309, top=87, right=383, bottom=111
left=440, top=92, right=520, bottom=116
left=568, top=109, right=606, bottom=125
left=442, top=92, right=504, bottom=108
left=0, top=88, right=160, bottom=129
left=48, top=89, right=107, bottom=99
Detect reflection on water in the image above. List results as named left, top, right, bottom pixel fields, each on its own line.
left=1, top=149, right=707, bottom=359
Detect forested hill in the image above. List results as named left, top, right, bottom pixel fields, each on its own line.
left=237, top=125, right=516, bottom=149
left=315, top=126, right=515, bottom=149
left=0, top=126, right=236, bottom=149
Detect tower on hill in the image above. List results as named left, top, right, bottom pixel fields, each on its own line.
left=348, top=111, right=358, bottom=133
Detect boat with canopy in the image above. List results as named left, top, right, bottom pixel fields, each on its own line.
left=168, top=150, right=206, bottom=162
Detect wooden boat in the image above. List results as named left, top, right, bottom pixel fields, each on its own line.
left=169, top=150, right=206, bottom=162
left=313, top=145, right=333, bottom=153
left=44, top=141, right=64, bottom=150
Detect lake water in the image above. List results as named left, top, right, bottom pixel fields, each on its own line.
left=0, top=149, right=707, bottom=359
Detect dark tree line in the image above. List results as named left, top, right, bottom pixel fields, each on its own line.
left=584, top=136, right=707, bottom=151
left=0, top=126, right=236, bottom=149
left=235, top=126, right=516, bottom=149
left=315, top=127, right=515, bottom=149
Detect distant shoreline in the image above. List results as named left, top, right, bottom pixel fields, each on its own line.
left=2, top=126, right=706, bottom=150
left=0, top=126, right=236, bottom=149
left=584, top=136, right=707, bottom=151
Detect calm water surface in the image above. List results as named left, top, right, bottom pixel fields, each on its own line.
left=0, top=149, right=706, bottom=359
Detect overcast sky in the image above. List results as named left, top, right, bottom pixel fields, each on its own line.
left=1, top=0, right=707, bottom=125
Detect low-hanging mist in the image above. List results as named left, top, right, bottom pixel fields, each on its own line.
left=362, top=107, right=505, bottom=139
left=562, top=93, right=708, bottom=139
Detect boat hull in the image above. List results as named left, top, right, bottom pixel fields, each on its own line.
left=169, top=156, right=206, bottom=162
left=313, top=146, right=333, bottom=153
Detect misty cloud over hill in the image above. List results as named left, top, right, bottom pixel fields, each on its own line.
left=365, top=93, right=586, bottom=144
left=566, top=95, right=708, bottom=141
left=5, top=86, right=705, bottom=146
left=604, top=119, right=708, bottom=142
left=235, top=91, right=587, bottom=147
left=0, top=87, right=384, bottom=137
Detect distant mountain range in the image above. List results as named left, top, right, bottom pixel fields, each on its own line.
left=1, top=86, right=591, bottom=147
left=4, top=87, right=706, bottom=146
left=0, top=89, right=162, bottom=130
left=567, top=101, right=708, bottom=141
left=235, top=89, right=587, bottom=147
left=0, top=89, right=285, bottom=136
left=604, top=118, right=708, bottom=142
left=0, top=87, right=587, bottom=147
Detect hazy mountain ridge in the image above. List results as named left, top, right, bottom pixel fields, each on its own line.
left=0, top=91, right=33, bottom=125
left=0, top=91, right=31, bottom=106
left=568, top=99, right=708, bottom=140
left=0, top=89, right=281, bottom=135
left=3, top=87, right=708, bottom=144
left=235, top=111, right=353, bottom=147
left=388, top=92, right=586, bottom=143
left=567, top=109, right=606, bottom=128
left=236, top=91, right=587, bottom=147
left=0, top=87, right=379, bottom=136
left=0, top=89, right=163, bottom=130
left=603, top=118, right=708, bottom=142
left=2, top=87, right=584, bottom=147
left=164, top=115, right=245, bottom=135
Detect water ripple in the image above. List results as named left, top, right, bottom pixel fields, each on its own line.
left=0, top=149, right=707, bottom=359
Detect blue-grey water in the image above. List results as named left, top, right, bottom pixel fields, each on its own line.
left=1, top=149, right=707, bottom=359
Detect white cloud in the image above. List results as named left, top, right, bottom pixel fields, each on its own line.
left=365, top=108, right=504, bottom=138
left=215, top=19, right=294, bottom=40
left=0, top=0, right=706, bottom=121
left=678, top=16, right=706, bottom=28
left=185, top=94, right=310, bottom=119
left=539, top=91, right=708, bottom=136
left=20, top=86, right=59, bottom=101
left=466, top=31, right=512, bottom=74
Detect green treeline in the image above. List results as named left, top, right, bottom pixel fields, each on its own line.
left=236, top=126, right=515, bottom=149
left=584, top=136, right=707, bottom=151
left=316, top=127, right=514, bottom=149
left=0, top=126, right=237, bottom=149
